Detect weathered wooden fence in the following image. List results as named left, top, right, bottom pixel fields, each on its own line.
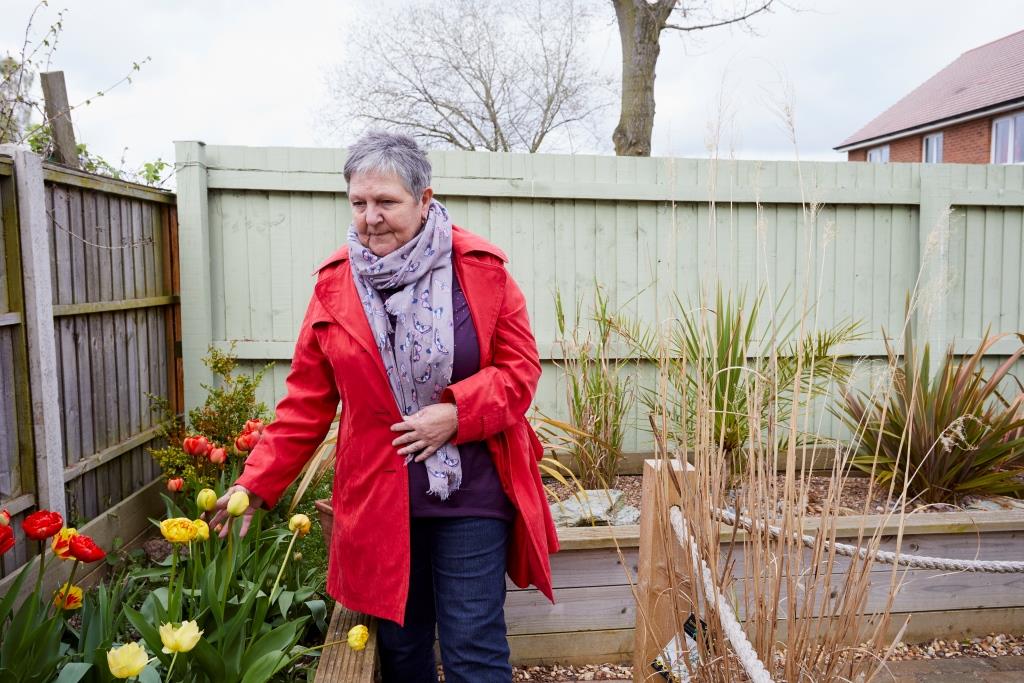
left=0, top=146, right=180, bottom=579
left=173, top=143, right=1024, bottom=451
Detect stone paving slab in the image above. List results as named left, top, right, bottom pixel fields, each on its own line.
left=586, top=657, right=1024, bottom=681
left=876, top=655, right=1024, bottom=682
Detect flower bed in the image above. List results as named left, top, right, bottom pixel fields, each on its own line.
left=507, top=483, right=1024, bottom=667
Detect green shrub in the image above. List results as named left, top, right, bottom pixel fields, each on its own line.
left=612, top=284, right=864, bottom=475
left=834, top=323, right=1024, bottom=505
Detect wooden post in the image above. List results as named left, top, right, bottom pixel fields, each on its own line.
left=173, top=141, right=214, bottom=412
left=633, top=457, right=696, bottom=681
left=39, top=72, right=78, bottom=168
left=0, top=144, right=66, bottom=519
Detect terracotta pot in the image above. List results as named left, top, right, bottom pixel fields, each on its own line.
left=315, top=498, right=334, bottom=550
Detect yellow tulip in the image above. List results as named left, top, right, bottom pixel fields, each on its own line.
left=227, top=490, right=250, bottom=516
left=107, top=641, right=149, bottom=678
left=288, top=513, right=311, bottom=537
left=53, top=582, right=83, bottom=610
left=196, top=488, right=218, bottom=512
left=159, top=620, right=203, bottom=654
left=51, top=527, right=78, bottom=560
left=159, top=518, right=198, bottom=544
left=347, top=624, right=369, bottom=651
left=193, top=518, right=210, bottom=541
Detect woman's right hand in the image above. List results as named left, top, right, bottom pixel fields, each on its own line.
left=208, top=484, right=264, bottom=538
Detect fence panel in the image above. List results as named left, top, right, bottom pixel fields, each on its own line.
left=176, top=144, right=1024, bottom=453
left=0, top=157, right=38, bottom=575
left=0, top=148, right=180, bottom=578
left=42, top=166, right=180, bottom=525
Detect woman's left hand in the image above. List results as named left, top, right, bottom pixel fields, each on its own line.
left=391, top=403, right=458, bottom=462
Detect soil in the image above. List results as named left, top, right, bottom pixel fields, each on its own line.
left=542, top=474, right=971, bottom=518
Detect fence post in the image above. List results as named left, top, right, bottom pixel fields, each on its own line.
left=917, top=163, right=952, bottom=375
left=0, top=145, right=66, bottom=519
left=173, top=140, right=214, bottom=412
left=633, top=457, right=696, bottom=681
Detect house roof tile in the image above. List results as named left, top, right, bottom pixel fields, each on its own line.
left=837, top=29, right=1024, bottom=149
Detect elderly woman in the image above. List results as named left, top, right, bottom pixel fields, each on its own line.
left=211, top=131, right=559, bottom=682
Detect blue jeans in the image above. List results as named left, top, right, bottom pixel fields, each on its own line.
left=376, top=516, right=513, bottom=683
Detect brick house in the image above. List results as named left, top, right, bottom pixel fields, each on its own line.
left=835, top=29, right=1024, bottom=163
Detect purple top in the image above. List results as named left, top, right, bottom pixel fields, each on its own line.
left=383, top=269, right=516, bottom=522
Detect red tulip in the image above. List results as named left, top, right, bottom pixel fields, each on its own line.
left=244, top=419, right=265, bottom=434
left=22, top=510, right=64, bottom=541
left=167, top=477, right=185, bottom=492
left=234, top=430, right=260, bottom=452
left=208, top=447, right=227, bottom=465
left=68, top=534, right=106, bottom=563
left=182, top=435, right=211, bottom=457
left=0, top=525, right=13, bottom=556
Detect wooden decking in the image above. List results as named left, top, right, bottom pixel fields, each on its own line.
left=314, top=603, right=379, bottom=682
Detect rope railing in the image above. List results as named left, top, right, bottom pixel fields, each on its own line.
left=666, top=502, right=1024, bottom=683
left=669, top=506, right=775, bottom=683
left=712, top=507, right=1024, bottom=573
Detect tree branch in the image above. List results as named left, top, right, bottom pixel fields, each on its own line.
left=664, top=1, right=776, bottom=32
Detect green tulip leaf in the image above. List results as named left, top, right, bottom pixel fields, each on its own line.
left=239, top=651, right=290, bottom=683
left=138, top=665, right=162, bottom=683
left=54, top=663, right=92, bottom=683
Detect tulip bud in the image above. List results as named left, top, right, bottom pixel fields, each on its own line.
left=208, top=447, right=227, bottom=465
left=288, top=514, right=311, bottom=537
left=227, top=490, right=250, bottom=516
left=244, top=419, right=265, bottom=434
left=234, top=434, right=252, bottom=452
left=0, top=508, right=10, bottom=527
left=196, top=488, right=217, bottom=512
left=167, top=477, right=184, bottom=493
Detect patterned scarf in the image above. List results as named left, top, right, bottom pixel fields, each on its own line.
left=347, top=199, right=462, bottom=500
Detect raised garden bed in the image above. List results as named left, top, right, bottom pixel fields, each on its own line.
left=315, top=459, right=1024, bottom=671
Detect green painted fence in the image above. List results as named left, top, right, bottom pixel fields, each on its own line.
left=173, top=143, right=1024, bottom=452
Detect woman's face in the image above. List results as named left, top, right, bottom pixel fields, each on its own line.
left=348, top=171, right=433, bottom=257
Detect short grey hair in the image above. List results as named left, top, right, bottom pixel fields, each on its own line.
left=343, top=131, right=432, bottom=198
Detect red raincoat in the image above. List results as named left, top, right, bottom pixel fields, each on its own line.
left=236, top=226, right=560, bottom=625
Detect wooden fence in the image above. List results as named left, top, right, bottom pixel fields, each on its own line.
left=0, top=146, right=180, bottom=578
left=173, top=143, right=1024, bottom=451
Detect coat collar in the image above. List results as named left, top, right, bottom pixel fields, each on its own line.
left=312, top=225, right=508, bottom=274
left=312, top=225, right=509, bottom=378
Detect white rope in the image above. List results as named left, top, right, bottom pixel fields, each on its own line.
left=669, top=506, right=775, bottom=683
left=713, top=507, right=1024, bottom=574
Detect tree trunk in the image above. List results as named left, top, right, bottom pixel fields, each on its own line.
left=612, top=0, right=672, bottom=157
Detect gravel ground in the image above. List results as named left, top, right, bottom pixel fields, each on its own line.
left=435, top=663, right=633, bottom=681
left=887, top=633, right=1024, bottom=660
left=482, top=634, right=1024, bottom=681
left=544, top=474, right=968, bottom=517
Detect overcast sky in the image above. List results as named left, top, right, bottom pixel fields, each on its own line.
left=4, top=0, right=1024, bottom=181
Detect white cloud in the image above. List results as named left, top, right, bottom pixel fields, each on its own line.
left=3, top=0, right=1024, bottom=175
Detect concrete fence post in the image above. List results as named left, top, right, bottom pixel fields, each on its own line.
left=173, top=140, right=214, bottom=412
left=0, top=144, right=66, bottom=519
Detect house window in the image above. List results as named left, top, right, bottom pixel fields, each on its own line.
left=992, top=112, right=1024, bottom=163
left=923, top=133, right=943, bottom=163
left=867, top=145, right=890, bottom=163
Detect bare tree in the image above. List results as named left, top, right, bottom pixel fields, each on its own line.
left=323, top=0, right=611, bottom=152
left=611, top=0, right=783, bottom=156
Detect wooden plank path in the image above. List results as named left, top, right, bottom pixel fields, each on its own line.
left=314, top=603, right=379, bottom=683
